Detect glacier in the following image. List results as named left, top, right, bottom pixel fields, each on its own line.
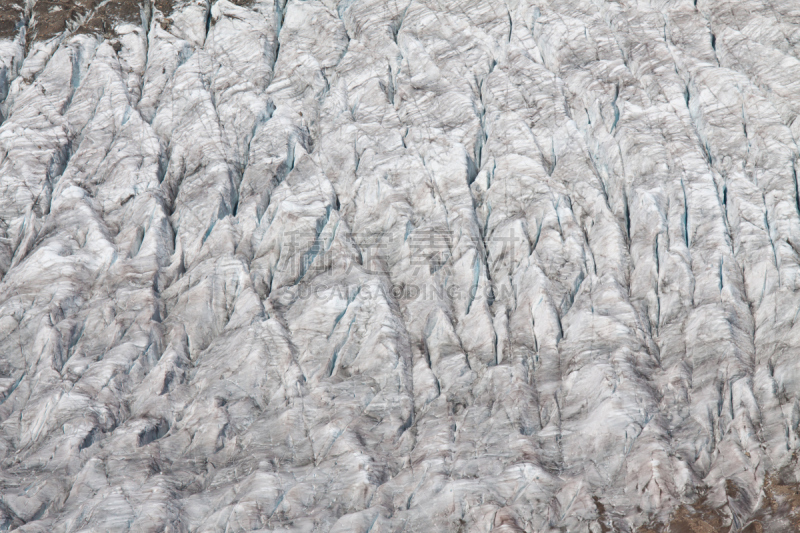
left=1, top=0, right=800, bottom=531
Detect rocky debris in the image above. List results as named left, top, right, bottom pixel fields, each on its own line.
left=0, top=0, right=26, bottom=41
left=1, top=0, right=800, bottom=531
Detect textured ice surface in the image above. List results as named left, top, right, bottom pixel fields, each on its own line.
left=2, top=0, right=800, bottom=531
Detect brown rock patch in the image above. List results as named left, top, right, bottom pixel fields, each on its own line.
left=0, top=0, right=26, bottom=40
left=30, top=0, right=143, bottom=41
